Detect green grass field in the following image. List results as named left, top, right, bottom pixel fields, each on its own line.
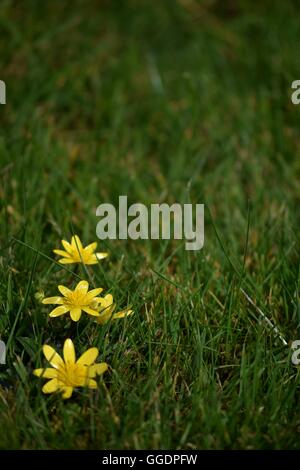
left=0, top=0, right=300, bottom=450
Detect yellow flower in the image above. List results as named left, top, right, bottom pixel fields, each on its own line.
left=43, top=280, right=103, bottom=322
left=53, top=235, right=108, bottom=265
left=96, top=293, right=133, bottom=325
left=33, top=338, right=108, bottom=399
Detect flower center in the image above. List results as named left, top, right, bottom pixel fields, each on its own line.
left=58, top=364, right=88, bottom=387
left=63, top=291, right=89, bottom=308
left=71, top=247, right=90, bottom=263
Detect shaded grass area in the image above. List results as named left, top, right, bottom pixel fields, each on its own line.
left=0, top=0, right=300, bottom=449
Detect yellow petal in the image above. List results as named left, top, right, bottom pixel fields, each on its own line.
left=96, top=252, right=109, bottom=260
left=43, top=345, right=64, bottom=369
left=83, top=242, right=97, bottom=253
left=85, top=288, right=103, bottom=300
left=62, top=386, right=73, bottom=399
left=58, top=285, right=72, bottom=296
left=77, top=347, right=99, bottom=366
left=85, top=378, right=98, bottom=389
left=70, top=307, right=82, bottom=321
left=87, top=363, right=108, bottom=378
left=84, top=256, right=99, bottom=265
left=82, top=306, right=100, bottom=317
left=58, top=258, right=76, bottom=264
left=90, top=298, right=102, bottom=308
left=113, top=309, right=134, bottom=320
left=42, top=296, right=63, bottom=305
left=49, top=305, right=69, bottom=317
left=63, top=338, right=76, bottom=364
left=71, top=235, right=83, bottom=251
left=94, top=252, right=108, bottom=262
left=61, top=240, right=73, bottom=254
left=53, top=249, right=71, bottom=258
left=33, top=368, right=58, bottom=379
left=99, top=294, right=114, bottom=308
left=105, top=293, right=114, bottom=304
left=42, top=378, right=59, bottom=394
left=75, top=280, right=89, bottom=294
left=97, top=294, right=115, bottom=319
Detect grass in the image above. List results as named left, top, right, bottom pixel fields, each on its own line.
left=0, top=0, right=300, bottom=450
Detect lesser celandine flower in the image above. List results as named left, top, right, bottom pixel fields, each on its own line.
left=33, top=338, right=108, bottom=399
left=43, top=280, right=103, bottom=321
left=53, top=235, right=108, bottom=265
left=96, top=293, right=133, bottom=325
